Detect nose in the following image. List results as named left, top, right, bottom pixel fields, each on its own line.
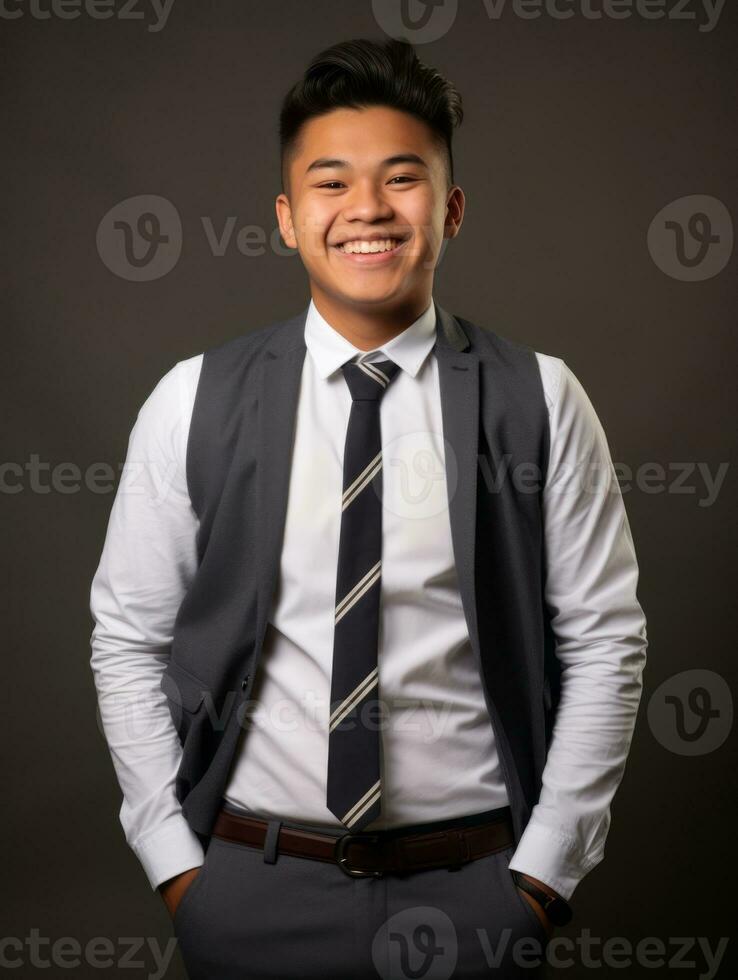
left=341, top=178, right=394, bottom=223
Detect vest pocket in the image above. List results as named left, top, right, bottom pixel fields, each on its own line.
left=161, top=660, right=207, bottom=711
left=160, top=660, right=209, bottom=741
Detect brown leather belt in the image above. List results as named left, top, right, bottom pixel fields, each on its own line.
left=211, top=808, right=514, bottom=878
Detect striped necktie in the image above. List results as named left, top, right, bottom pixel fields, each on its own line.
left=326, top=353, right=401, bottom=831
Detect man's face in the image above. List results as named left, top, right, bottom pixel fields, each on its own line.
left=276, top=106, right=464, bottom=314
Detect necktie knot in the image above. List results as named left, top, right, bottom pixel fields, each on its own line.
left=341, top=356, right=401, bottom=402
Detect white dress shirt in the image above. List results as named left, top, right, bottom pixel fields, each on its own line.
left=89, top=298, right=647, bottom=900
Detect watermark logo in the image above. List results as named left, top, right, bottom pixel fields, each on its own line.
left=647, top=195, right=732, bottom=281
left=97, top=194, right=182, bottom=281
left=372, top=0, right=459, bottom=43
left=373, top=906, right=458, bottom=979
left=648, top=669, right=732, bottom=755
left=381, top=431, right=457, bottom=521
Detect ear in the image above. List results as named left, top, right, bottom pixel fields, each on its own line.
left=444, top=185, right=465, bottom=240
left=275, top=194, right=297, bottom=249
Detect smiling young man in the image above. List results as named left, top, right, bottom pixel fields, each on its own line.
left=90, top=37, right=648, bottom=980
left=275, top=99, right=460, bottom=350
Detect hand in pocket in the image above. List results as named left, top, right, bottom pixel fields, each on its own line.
left=159, top=866, right=203, bottom=920
left=516, top=885, right=555, bottom=939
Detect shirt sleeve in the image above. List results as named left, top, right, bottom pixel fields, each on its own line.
left=507, top=355, right=648, bottom=901
left=89, top=354, right=205, bottom=890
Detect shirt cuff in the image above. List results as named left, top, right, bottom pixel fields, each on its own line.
left=132, top=816, right=205, bottom=891
left=506, top=821, right=603, bottom=902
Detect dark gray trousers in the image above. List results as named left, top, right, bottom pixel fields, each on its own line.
left=173, top=804, right=549, bottom=979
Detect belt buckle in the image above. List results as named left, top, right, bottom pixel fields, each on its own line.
left=335, top=833, right=384, bottom=878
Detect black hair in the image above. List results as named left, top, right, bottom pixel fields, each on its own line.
left=278, top=37, right=463, bottom=195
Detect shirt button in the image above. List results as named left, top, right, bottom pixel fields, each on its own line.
left=241, top=675, right=250, bottom=690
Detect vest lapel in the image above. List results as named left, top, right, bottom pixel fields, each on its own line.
left=253, top=310, right=308, bottom=657
left=433, top=302, right=482, bottom=664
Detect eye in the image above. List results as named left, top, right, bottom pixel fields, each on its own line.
left=388, top=175, right=417, bottom=184
left=318, top=181, right=345, bottom=189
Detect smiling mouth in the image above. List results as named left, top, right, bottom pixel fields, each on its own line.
left=333, top=237, right=408, bottom=255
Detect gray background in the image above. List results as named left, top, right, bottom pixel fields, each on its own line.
left=2, top=1, right=736, bottom=977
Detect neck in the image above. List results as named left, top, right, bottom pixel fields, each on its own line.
left=310, top=289, right=432, bottom=351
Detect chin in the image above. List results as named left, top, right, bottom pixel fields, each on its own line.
left=336, top=286, right=403, bottom=306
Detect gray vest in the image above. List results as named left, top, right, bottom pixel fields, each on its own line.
left=161, top=301, right=559, bottom=848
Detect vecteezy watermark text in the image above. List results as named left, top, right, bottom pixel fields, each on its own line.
left=371, top=0, right=726, bottom=41
left=0, top=930, right=177, bottom=978
left=370, top=903, right=729, bottom=979
left=479, top=0, right=725, bottom=32
left=0, top=0, right=175, bottom=32
left=0, top=453, right=730, bottom=508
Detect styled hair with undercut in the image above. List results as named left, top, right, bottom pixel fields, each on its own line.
left=278, top=36, right=464, bottom=195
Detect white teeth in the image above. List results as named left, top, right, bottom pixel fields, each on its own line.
left=337, top=238, right=402, bottom=254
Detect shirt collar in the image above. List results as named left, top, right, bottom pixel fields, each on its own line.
left=304, top=297, right=437, bottom=380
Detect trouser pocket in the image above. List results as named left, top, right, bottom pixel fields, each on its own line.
left=173, top=854, right=210, bottom=933
left=501, top=847, right=550, bottom=943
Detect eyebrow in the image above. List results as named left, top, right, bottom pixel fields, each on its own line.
left=304, top=153, right=429, bottom=175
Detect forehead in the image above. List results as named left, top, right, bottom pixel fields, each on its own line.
left=293, top=105, right=441, bottom=170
